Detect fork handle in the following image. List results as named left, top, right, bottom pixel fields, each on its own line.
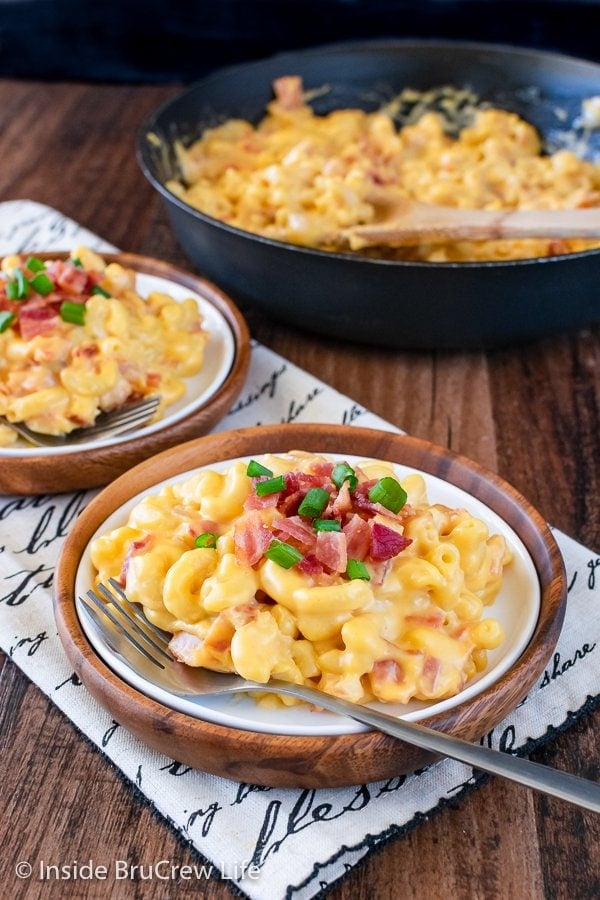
left=271, top=683, right=600, bottom=813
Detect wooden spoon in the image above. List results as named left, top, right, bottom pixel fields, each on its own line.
left=342, top=198, right=600, bottom=249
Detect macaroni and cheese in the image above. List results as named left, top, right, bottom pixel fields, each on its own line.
left=0, top=248, right=208, bottom=445
left=91, top=452, right=512, bottom=708
left=167, top=76, right=600, bottom=263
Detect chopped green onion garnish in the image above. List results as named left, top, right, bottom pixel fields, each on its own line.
left=16, top=268, right=29, bottom=298
left=25, top=256, right=45, bottom=272
left=29, top=272, right=54, bottom=296
left=314, top=518, right=342, bottom=532
left=70, top=257, right=83, bottom=267
left=0, top=311, right=15, bottom=332
left=7, top=268, right=29, bottom=300
left=264, top=539, right=303, bottom=569
left=60, top=301, right=86, bottom=325
left=331, top=462, right=358, bottom=492
left=91, top=284, right=111, bottom=298
left=255, top=474, right=286, bottom=496
left=246, top=459, right=273, bottom=478
left=346, top=559, right=370, bottom=581
left=368, top=476, right=407, bottom=514
left=298, top=487, right=330, bottom=518
left=194, top=531, right=218, bottom=549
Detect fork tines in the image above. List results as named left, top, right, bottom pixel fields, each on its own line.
left=82, top=578, right=172, bottom=669
left=90, top=395, right=161, bottom=434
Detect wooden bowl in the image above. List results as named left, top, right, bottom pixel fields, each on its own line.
left=53, top=424, right=567, bottom=787
left=0, top=253, right=250, bottom=495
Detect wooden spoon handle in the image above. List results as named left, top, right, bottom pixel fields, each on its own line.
left=345, top=206, right=600, bottom=248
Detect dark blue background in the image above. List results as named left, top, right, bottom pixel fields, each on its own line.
left=0, top=0, right=598, bottom=82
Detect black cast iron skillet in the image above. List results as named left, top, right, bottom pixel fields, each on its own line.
left=137, top=40, right=600, bottom=350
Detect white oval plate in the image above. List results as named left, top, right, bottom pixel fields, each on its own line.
left=0, top=272, right=236, bottom=457
left=75, top=453, right=541, bottom=736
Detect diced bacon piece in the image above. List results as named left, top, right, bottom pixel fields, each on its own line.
left=274, top=515, right=317, bottom=549
left=370, top=522, right=412, bottom=560
left=243, top=488, right=280, bottom=510
left=308, top=460, right=335, bottom=478
left=188, top=519, right=220, bottom=541
left=368, top=559, right=392, bottom=586
left=46, top=259, right=89, bottom=295
left=315, top=530, right=348, bottom=573
left=119, top=534, right=153, bottom=584
left=72, top=343, right=100, bottom=359
left=343, top=514, right=371, bottom=560
left=273, top=75, right=304, bottom=111
left=0, top=296, right=21, bottom=317
left=20, top=293, right=52, bottom=311
left=283, top=471, right=300, bottom=493
left=234, top=511, right=273, bottom=566
left=277, top=490, right=303, bottom=517
left=405, top=611, right=445, bottom=628
left=331, top=479, right=352, bottom=517
left=19, top=306, right=60, bottom=340
left=422, top=656, right=442, bottom=693
left=548, top=239, right=570, bottom=256
left=351, top=480, right=381, bottom=514
left=353, top=481, right=405, bottom=519
left=226, top=601, right=260, bottom=628
left=169, top=631, right=205, bottom=665
left=372, top=658, right=405, bottom=685
left=146, top=371, right=162, bottom=388
left=295, top=471, right=332, bottom=492
left=296, top=553, right=324, bottom=578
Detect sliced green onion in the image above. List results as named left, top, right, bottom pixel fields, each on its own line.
left=29, top=272, right=54, bottom=296
left=264, top=539, right=303, bottom=569
left=246, top=459, right=273, bottom=478
left=346, top=559, right=370, bottom=581
left=91, top=284, right=111, bottom=298
left=16, top=268, right=29, bottom=298
left=298, top=487, right=330, bottom=518
left=194, top=531, right=218, bottom=549
left=331, top=461, right=358, bottom=492
left=368, top=476, right=407, bottom=514
left=314, top=518, right=342, bottom=532
left=0, top=311, right=15, bottom=333
left=60, top=301, right=86, bottom=325
left=70, top=257, right=83, bottom=267
left=7, top=268, right=29, bottom=300
left=255, top=474, right=286, bottom=497
left=25, top=256, right=46, bottom=272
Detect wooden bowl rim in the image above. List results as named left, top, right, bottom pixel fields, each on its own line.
left=0, top=252, right=251, bottom=494
left=53, top=424, right=567, bottom=781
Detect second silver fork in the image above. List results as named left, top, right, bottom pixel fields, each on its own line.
left=1, top=395, right=160, bottom=447
left=80, top=579, right=600, bottom=814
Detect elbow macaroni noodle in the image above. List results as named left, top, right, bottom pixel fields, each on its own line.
left=91, top=452, right=512, bottom=708
left=0, top=247, right=207, bottom=444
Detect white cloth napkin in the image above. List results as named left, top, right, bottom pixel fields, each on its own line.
left=0, top=200, right=598, bottom=899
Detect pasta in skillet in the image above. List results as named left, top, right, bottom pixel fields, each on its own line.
left=0, top=248, right=208, bottom=445
left=91, top=451, right=512, bottom=707
left=167, top=76, right=600, bottom=263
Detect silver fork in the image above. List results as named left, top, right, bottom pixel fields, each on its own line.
left=1, top=395, right=160, bottom=446
left=80, top=579, right=600, bottom=813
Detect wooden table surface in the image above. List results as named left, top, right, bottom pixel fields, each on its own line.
left=0, top=80, right=598, bottom=900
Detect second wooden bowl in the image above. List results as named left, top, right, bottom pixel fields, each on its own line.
left=0, top=252, right=251, bottom=495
